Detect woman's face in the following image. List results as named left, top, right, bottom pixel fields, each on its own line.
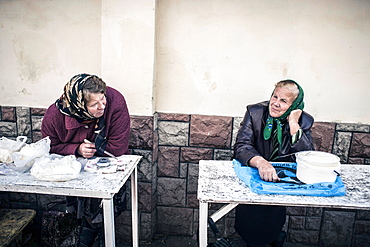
left=269, top=86, right=295, bottom=118
left=86, top=93, right=106, bottom=118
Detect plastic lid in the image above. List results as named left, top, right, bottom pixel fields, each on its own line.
left=296, top=151, right=340, bottom=166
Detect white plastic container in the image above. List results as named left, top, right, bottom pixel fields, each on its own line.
left=295, top=151, right=341, bottom=184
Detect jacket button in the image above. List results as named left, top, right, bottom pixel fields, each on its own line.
left=85, top=125, right=89, bottom=129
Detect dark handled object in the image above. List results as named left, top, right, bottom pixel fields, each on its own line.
left=207, top=218, right=235, bottom=247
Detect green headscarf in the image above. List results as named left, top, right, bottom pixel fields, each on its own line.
left=263, top=80, right=305, bottom=145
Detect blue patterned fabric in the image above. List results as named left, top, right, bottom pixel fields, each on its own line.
left=233, top=159, right=346, bottom=197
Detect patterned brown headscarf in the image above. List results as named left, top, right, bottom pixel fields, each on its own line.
left=56, top=73, right=98, bottom=122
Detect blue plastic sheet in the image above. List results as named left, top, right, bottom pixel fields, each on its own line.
left=233, top=159, right=346, bottom=197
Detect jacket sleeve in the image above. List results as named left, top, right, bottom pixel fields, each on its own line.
left=41, top=106, right=81, bottom=155
left=233, top=106, right=262, bottom=166
left=104, top=91, right=130, bottom=156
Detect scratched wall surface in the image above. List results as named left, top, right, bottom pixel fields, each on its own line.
left=0, top=0, right=369, bottom=123
left=0, top=0, right=101, bottom=106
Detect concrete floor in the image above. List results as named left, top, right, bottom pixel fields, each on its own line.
left=117, top=235, right=318, bottom=247
left=23, top=229, right=318, bottom=247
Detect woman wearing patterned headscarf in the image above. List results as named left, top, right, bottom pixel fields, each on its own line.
left=233, top=80, right=314, bottom=247
left=41, top=73, right=130, bottom=246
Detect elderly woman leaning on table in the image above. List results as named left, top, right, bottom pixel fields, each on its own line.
left=41, top=73, right=130, bottom=247
left=233, top=80, right=314, bottom=247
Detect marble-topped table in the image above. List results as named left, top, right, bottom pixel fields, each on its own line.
left=0, top=155, right=142, bottom=247
left=197, top=160, right=370, bottom=247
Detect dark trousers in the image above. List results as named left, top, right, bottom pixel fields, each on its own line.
left=234, top=204, right=286, bottom=247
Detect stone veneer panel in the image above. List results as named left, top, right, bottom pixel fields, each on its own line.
left=158, top=121, right=189, bottom=146
left=305, top=217, right=321, bottom=230
left=189, top=115, right=232, bottom=148
left=350, top=133, right=370, bottom=158
left=214, top=149, right=233, bottom=160
left=306, top=207, right=323, bottom=217
left=31, top=116, right=43, bottom=131
left=32, top=131, right=43, bottom=142
left=1, top=105, right=370, bottom=245
left=232, top=117, right=243, bottom=148
left=1, top=107, right=16, bottom=121
left=129, top=116, right=153, bottom=150
left=288, top=229, right=319, bottom=245
left=157, top=177, right=186, bottom=206
left=31, top=108, right=46, bottom=116
left=336, top=123, right=370, bottom=132
left=138, top=182, right=154, bottom=212
left=157, top=113, right=190, bottom=122
left=180, top=147, right=213, bottom=163
left=333, top=131, right=352, bottom=163
left=132, top=149, right=153, bottom=182
left=311, top=122, right=335, bottom=152
left=156, top=206, right=193, bottom=235
left=158, top=146, right=180, bottom=177
left=348, top=157, right=366, bottom=164
left=187, top=163, right=199, bottom=194
left=16, top=107, right=31, bottom=138
left=320, top=210, right=355, bottom=246
left=290, top=216, right=305, bottom=230
left=0, top=122, right=17, bottom=137
left=186, top=193, right=198, bottom=208
left=115, top=210, right=132, bottom=242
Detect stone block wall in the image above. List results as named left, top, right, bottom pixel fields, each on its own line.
left=1, top=106, right=370, bottom=246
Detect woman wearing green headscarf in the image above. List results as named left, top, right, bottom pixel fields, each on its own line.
left=233, top=80, right=314, bottom=247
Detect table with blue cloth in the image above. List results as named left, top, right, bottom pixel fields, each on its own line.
left=197, top=160, right=370, bottom=247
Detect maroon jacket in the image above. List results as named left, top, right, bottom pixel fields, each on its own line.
left=41, top=87, right=130, bottom=156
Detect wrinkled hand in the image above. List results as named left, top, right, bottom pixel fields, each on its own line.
left=251, top=156, right=280, bottom=182
left=288, top=109, right=302, bottom=124
left=288, top=109, right=302, bottom=135
left=78, top=143, right=96, bottom=158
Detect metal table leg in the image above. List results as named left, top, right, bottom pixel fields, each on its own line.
left=102, top=198, right=115, bottom=246
left=199, top=201, right=208, bottom=247
left=131, top=166, right=139, bottom=247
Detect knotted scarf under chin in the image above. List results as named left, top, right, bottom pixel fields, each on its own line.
left=263, top=83, right=305, bottom=146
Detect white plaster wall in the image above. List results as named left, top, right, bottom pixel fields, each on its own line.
left=0, top=0, right=369, bottom=123
left=101, top=0, right=155, bottom=115
left=0, top=0, right=102, bottom=107
left=155, top=0, right=370, bottom=123
left=0, top=0, right=155, bottom=116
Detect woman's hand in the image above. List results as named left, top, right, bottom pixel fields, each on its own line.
left=250, top=156, right=280, bottom=182
left=78, top=142, right=96, bottom=158
left=288, top=109, right=302, bottom=135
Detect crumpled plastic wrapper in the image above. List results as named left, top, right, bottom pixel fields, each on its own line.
left=12, top=137, right=50, bottom=167
left=0, top=136, right=27, bottom=163
left=31, top=154, right=81, bottom=181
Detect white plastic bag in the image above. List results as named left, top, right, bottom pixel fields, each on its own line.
left=0, top=136, right=27, bottom=163
left=31, top=154, right=81, bottom=181
left=12, top=137, right=51, bottom=167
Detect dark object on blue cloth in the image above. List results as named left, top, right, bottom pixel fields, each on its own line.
left=233, top=159, right=346, bottom=197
